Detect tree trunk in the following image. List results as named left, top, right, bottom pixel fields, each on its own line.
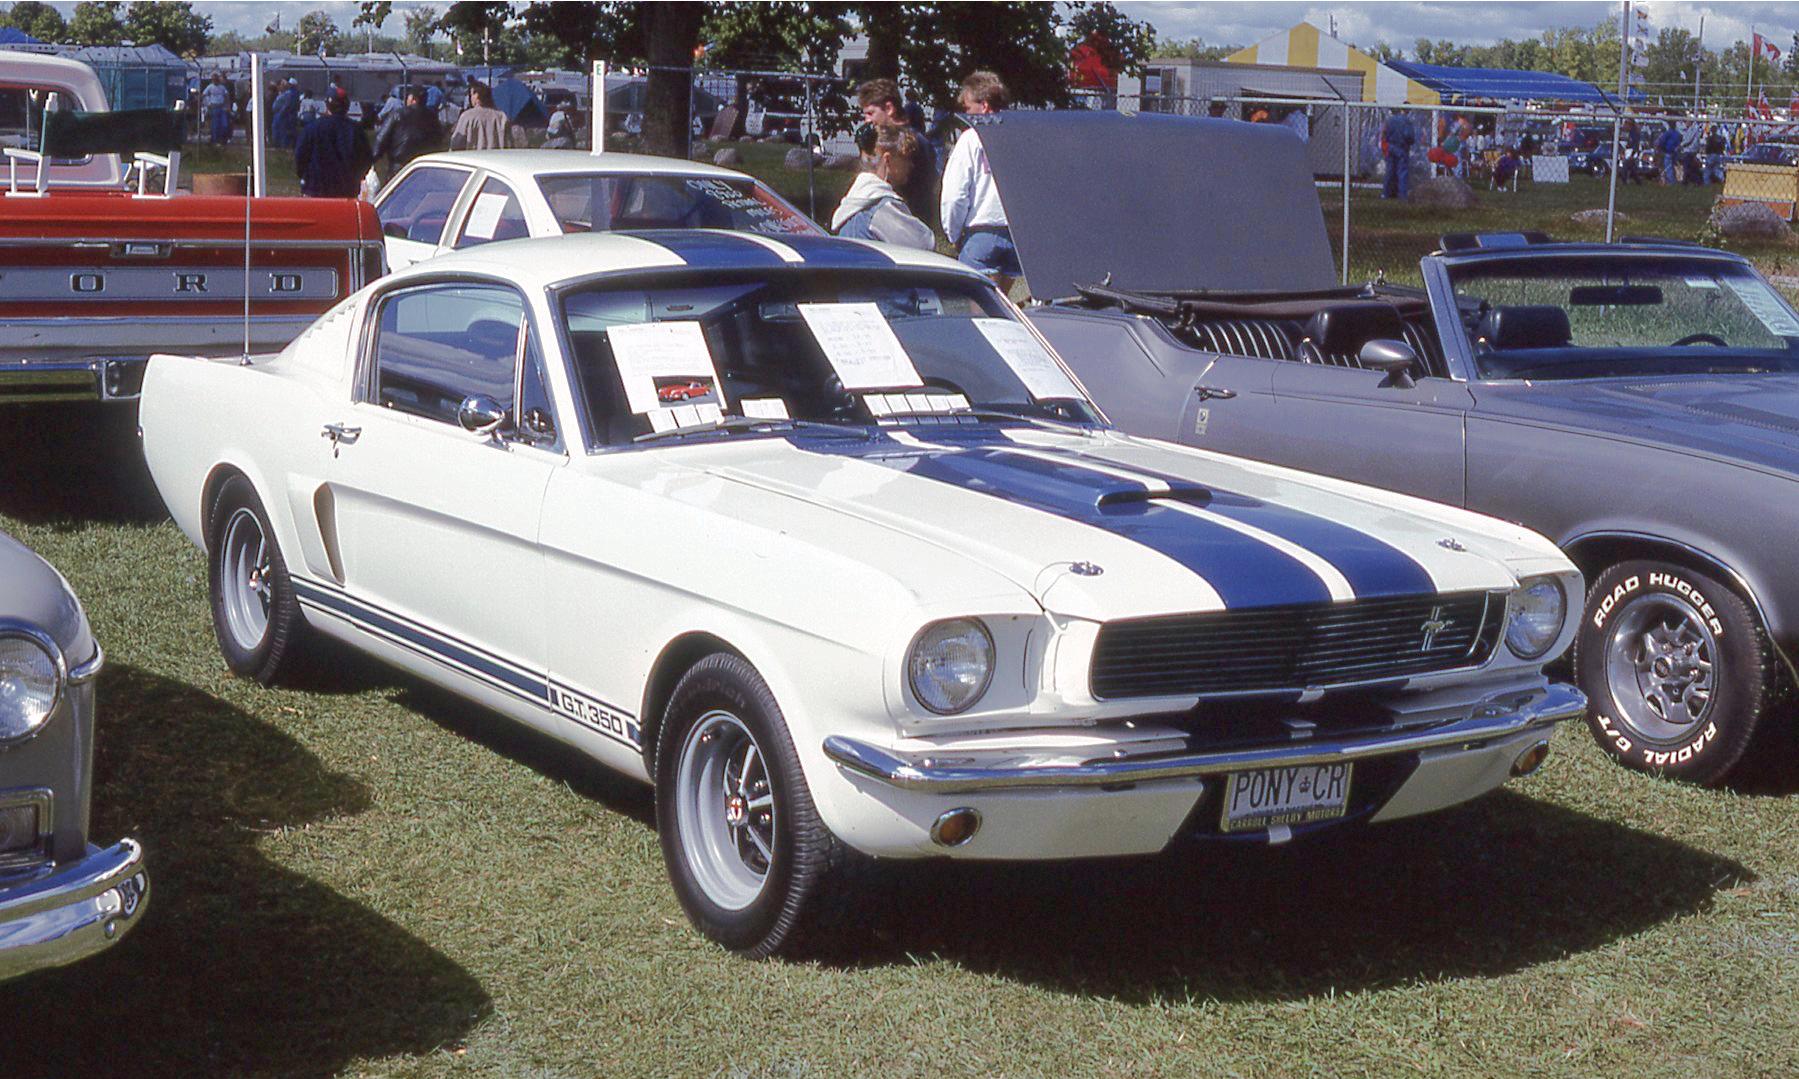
left=862, top=6, right=903, bottom=80
left=641, top=1, right=705, bottom=158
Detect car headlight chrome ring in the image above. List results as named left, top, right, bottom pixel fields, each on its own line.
left=907, top=618, right=995, bottom=716
left=1505, top=577, right=1567, bottom=660
left=0, top=624, right=66, bottom=745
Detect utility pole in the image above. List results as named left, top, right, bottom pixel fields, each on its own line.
left=1693, top=14, right=1704, bottom=111
left=1746, top=24, right=1755, bottom=116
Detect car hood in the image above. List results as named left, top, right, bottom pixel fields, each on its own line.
left=0, top=531, right=92, bottom=660
left=693, top=425, right=1544, bottom=622
left=974, top=110, right=1338, bottom=302
left=1474, top=373, right=1799, bottom=475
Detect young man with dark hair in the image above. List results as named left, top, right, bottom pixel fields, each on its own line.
left=857, top=77, right=937, bottom=223
left=372, top=86, right=444, bottom=181
left=294, top=88, right=374, bottom=199
left=939, top=70, right=1019, bottom=289
left=450, top=81, right=518, bottom=150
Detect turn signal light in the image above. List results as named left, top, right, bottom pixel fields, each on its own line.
left=930, top=807, right=981, bottom=848
left=1511, top=740, right=1552, bottom=778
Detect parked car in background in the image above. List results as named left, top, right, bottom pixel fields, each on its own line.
left=139, top=230, right=1583, bottom=957
left=985, top=110, right=1799, bottom=786
left=0, top=531, right=147, bottom=981
left=0, top=52, right=383, bottom=406
left=372, top=149, right=823, bottom=270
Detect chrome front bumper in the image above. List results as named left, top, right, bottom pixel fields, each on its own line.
left=0, top=839, right=149, bottom=981
left=825, top=682, right=1587, bottom=794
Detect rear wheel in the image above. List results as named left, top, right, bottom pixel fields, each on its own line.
left=207, top=475, right=309, bottom=684
left=655, top=653, right=860, bottom=957
left=1575, top=560, right=1774, bottom=785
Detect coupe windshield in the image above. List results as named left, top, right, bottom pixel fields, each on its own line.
left=1450, top=257, right=1799, bottom=380
left=539, top=174, right=818, bottom=236
left=560, top=270, right=1100, bottom=448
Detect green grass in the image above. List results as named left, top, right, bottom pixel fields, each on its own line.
left=4, top=410, right=1799, bottom=1079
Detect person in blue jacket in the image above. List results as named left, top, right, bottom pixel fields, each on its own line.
left=294, top=88, right=373, bottom=199
left=1656, top=124, right=1682, bottom=185
left=1381, top=111, right=1416, bottom=199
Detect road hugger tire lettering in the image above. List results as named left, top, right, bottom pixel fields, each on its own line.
left=1574, top=560, right=1772, bottom=786
left=206, top=475, right=310, bottom=685
left=655, top=653, right=865, bottom=958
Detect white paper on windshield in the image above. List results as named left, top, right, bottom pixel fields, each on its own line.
left=607, top=321, right=726, bottom=424
left=798, top=302, right=923, bottom=390
left=742, top=397, right=790, bottom=419
left=463, top=192, right=510, bottom=241
left=974, top=318, right=1082, bottom=400
left=1723, top=277, right=1799, bottom=336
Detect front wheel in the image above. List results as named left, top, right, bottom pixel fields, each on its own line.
left=655, top=654, right=861, bottom=957
left=1575, top=560, right=1776, bottom=785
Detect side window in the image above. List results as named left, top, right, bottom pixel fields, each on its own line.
left=454, top=178, right=530, bottom=248
left=375, top=167, right=469, bottom=245
left=372, top=284, right=524, bottom=425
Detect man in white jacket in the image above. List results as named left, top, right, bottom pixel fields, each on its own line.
left=939, top=71, right=1019, bottom=290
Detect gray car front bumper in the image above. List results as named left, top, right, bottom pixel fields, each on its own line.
left=0, top=838, right=148, bottom=981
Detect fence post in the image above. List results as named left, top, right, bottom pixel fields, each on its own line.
left=1341, top=103, right=1351, bottom=284
left=805, top=77, right=816, bottom=220
left=249, top=52, right=266, bottom=197
left=591, top=60, right=605, bottom=154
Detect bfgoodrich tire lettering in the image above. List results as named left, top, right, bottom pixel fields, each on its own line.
left=206, top=475, right=309, bottom=685
left=655, top=653, right=861, bottom=958
left=1575, top=560, right=1773, bottom=785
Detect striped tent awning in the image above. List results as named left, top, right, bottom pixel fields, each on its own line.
left=1227, top=23, right=1440, bottom=106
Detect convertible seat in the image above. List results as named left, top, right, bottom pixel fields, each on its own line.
left=1478, top=305, right=1572, bottom=350
left=1297, top=302, right=1409, bottom=368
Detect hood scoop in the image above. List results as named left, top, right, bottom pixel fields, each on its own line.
left=1096, top=484, right=1214, bottom=511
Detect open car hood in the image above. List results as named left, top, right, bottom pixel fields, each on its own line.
left=975, top=111, right=1338, bottom=302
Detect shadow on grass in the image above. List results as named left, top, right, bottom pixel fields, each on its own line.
left=5, top=665, right=490, bottom=1077
left=820, top=788, right=1749, bottom=1004
left=0, top=403, right=168, bottom=525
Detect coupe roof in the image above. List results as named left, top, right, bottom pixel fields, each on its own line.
left=387, top=230, right=978, bottom=292
left=974, top=111, right=1339, bottom=301
left=410, top=148, right=761, bottom=182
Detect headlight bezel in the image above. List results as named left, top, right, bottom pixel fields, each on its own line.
left=906, top=618, right=996, bottom=716
left=0, top=622, right=67, bottom=746
left=1505, top=576, right=1568, bottom=660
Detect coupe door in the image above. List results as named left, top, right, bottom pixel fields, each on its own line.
left=1264, top=363, right=1472, bottom=506
left=319, top=281, right=563, bottom=712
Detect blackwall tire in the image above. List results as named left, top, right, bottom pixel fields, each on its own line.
left=655, top=653, right=861, bottom=958
left=206, top=475, right=308, bottom=685
left=1575, top=560, right=1773, bottom=785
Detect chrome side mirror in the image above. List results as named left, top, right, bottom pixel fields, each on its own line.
left=1358, top=339, right=1418, bottom=388
left=458, top=394, right=508, bottom=438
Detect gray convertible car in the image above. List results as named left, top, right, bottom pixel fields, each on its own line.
left=0, top=531, right=147, bottom=979
left=989, top=111, right=1799, bottom=785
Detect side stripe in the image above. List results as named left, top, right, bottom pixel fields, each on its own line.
left=293, top=579, right=640, bottom=749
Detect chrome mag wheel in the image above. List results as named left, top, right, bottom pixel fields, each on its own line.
left=218, top=507, right=273, bottom=652
left=1604, top=594, right=1717, bottom=743
left=675, top=709, right=777, bottom=911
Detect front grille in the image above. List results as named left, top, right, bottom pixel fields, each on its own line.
left=1090, top=591, right=1504, bottom=700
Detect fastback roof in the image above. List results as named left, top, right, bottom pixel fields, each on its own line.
left=975, top=111, right=1339, bottom=301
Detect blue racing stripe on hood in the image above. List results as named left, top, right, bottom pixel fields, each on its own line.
left=787, top=427, right=1332, bottom=608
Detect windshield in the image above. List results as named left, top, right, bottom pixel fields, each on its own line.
left=560, top=270, right=1100, bottom=448
left=1449, top=256, right=1799, bottom=380
left=538, top=174, right=819, bottom=237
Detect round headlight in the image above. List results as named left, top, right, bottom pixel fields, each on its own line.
left=1505, top=577, right=1567, bottom=660
left=907, top=619, right=995, bottom=715
left=0, top=629, right=64, bottom=744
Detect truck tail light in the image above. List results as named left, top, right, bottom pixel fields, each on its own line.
left=355, top=243, right=387, bottom=289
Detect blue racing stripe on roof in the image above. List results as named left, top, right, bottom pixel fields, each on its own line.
left=631, top=230, right=789, bottom=268
left=774, top=233, right=897, bottom=268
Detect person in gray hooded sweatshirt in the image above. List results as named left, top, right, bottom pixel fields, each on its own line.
left=831, top=124, right=935, bottom=250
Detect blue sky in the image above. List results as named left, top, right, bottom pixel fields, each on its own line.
left=39, top=2, right=1799, bottom=55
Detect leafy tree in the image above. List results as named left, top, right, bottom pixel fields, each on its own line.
left=855, top=3, right=1077, bottom=108
left=641, top=2, right=707, bottom=156
left=1157, top=38, right=1242, bottom=63
left=123, top=1, right=210, bottom=56
left=440, top=0, right=512, bottom=63
left=2, top=1, right=68, bottom=42
left=403, top=6, right=440, bottom=56
left=352, top=1, right=392, bottom=51
left=296, top=9, right=341, bottom=56
left=1065, top=1, right=1156, bottom=78
left=67, top=1, right=125, bottom=46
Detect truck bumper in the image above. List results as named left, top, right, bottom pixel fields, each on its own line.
left=0, top=357, right=147, bottom=403
left=0, top=839, right=149, bottom=981
left=819, top=682, right=1585, bottom=859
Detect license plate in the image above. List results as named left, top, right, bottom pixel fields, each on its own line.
left=1220, top=763, right=1352, bottom=833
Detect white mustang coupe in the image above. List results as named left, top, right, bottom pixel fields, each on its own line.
left=140, top=231, right=1585, bottom=957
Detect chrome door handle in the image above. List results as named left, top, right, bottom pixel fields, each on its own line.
left=322, top=423, right=362, bottom=456
left=1193, top=385, right=1238, bottom=401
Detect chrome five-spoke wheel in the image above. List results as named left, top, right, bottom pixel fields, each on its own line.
left=675, top=710, right=776, bottom=911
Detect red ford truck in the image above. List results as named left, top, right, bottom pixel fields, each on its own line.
left=0, top=53, right=382, bottom=404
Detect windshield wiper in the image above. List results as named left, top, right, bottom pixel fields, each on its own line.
left=876, top=406, right=1098, bottom=433
left=633, top=416, right=869, bottom=444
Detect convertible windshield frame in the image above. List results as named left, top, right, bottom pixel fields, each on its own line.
left=1439, top=250, right=1799, bottom=382
left=548, top=266, right=1106, bottom=453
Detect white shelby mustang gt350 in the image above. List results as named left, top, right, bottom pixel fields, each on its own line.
left=140, top=230, right=1586, bottom=956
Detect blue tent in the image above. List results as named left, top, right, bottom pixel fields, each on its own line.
left=490, top=77, right=548, bottom=127
left=0, top=27, right=45, bottom=45
left=1384, top=60, right=1643, bottom=107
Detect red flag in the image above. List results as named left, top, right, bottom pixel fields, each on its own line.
left=1758, top=90, right=1775, bottom=120
left=1754, top=32, right=1783, bottom=64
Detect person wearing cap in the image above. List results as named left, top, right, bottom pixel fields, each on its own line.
left=271, top=78, right=300, bottom=149
left=295, top=87, right=374, bottom=198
